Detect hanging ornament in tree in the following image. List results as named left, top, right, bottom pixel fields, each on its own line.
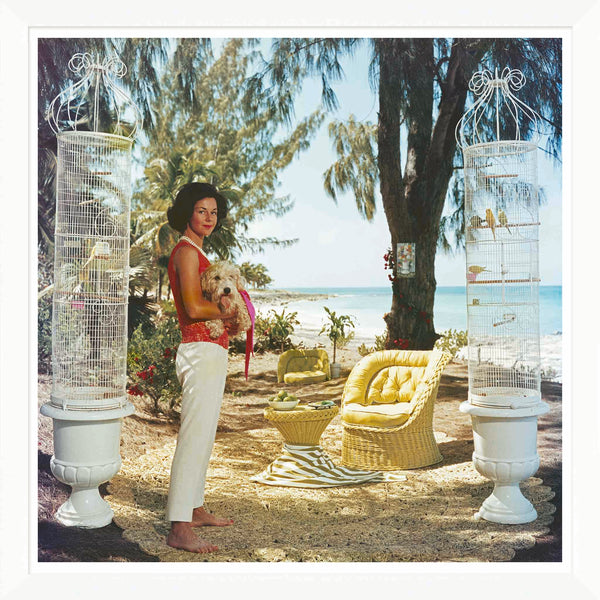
left=396, top=242, right=416, bottom=278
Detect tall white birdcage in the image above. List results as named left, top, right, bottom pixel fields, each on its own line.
left=40, top=52, right=142, bottom=528
left=456, top=68, right=542, bottom=410
left=47, top=53, right=142, bottom=411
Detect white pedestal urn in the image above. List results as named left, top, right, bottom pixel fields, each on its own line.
left=40, top=403, right=135, bottom=528
left=459, top=401, right=549, bottom=524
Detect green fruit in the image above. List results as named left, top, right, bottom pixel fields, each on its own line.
left=277, top=390, right=288, bottom=399
left=287, top=395, right=297, bottom=401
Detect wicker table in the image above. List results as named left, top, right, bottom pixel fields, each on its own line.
left=263, top=405, right=338, bottom=445
left=251, top=404, right=394, bottom=488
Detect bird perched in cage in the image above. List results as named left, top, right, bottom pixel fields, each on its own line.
left=467, top=265, right=490, bottom=282
left=485, top=208, right=496, bottom=240
left=467, top=265, right=489, bottom=282
left=470, top=215, right=484, bottom=228
left=497, top=209, right=511, bottom=234
left=468, top=265, right=489, bottom=275
left=200, top=261, right=252, bottom=339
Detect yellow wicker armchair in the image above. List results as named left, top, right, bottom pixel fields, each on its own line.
left=341, top=349, right=451, bottom=470
left=277, top=348, right=331, bottom=384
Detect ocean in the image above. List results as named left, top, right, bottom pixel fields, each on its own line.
left=281, top=285, right=562, bottom=338
left=274, top=285, right=563, bottom=381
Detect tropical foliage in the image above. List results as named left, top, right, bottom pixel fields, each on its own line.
left=37, top=38, right=319, bottom=345
left=239, top=262, right=273, bottom=289
left=254, top=308, right=299, bottom=353
left=434, top=328, right=468, bottom=358
left=357, top=331, right=388, bottom=357
left=134, top=38, right=323, bottom=267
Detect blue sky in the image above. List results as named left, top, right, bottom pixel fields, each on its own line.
left=236, top=40, right=563, bottom=288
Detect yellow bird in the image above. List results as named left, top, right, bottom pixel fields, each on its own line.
left=497, top=209, right=511, bottom=234
left=485, top=208, right=496, bottom=240
left=468, top=265, right=489, bottom=275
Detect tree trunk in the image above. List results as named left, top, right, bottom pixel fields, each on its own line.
left=378, top=39, right=473, bottom=350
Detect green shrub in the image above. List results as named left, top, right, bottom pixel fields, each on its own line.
left=38, top=294, right=53, bottom=374
left=253, top=308, right=299, bottom=353
left=434, top=328, right=468, bottom=358
left=358, top=331, right=387, bottom=356
left=127, top=313, right=182, bottom=414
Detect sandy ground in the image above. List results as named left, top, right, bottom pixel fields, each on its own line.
left=37, top=343, right=562, bottom=563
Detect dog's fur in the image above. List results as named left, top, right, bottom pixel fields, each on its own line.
left=200, top=261, right=252, bottom=339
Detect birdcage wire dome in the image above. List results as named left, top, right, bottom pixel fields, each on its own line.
left=47, top=53, right=141, bottom=411
left=47, top=53, right=142, bottom=139
left=456, top=68, right=542, bottom=409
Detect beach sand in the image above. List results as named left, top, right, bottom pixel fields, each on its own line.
left=37, top=342, right=562, bottom=562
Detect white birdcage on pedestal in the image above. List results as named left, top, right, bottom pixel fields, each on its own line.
left=456, top=68, right=550, bottom=524
left=40, top=53, right=142, bottom=527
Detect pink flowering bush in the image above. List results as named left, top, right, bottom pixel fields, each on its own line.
left=127, top=315, right=181, bottom=414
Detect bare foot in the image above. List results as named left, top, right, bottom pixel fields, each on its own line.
left=166, top=522, right=218, bottom=554
left=191, top=506, right=234, bottom=527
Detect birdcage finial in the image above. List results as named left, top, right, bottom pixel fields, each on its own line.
left=456, top=67, right=541, bottom=150
left=46, top=52, right=143, bottom=139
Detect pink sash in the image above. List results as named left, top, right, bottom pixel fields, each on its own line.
left=239, top=290, right=255, bottom=380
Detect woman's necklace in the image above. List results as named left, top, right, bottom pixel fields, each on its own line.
left=179, top=235, right=208, bottom=259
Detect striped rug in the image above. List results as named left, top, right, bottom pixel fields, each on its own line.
left=250, top=443, right=407, bottom=488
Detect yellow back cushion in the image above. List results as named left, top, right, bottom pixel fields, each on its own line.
left=287, top=356, right=319, bottom=372
left=367, top=366, right=426, bottom=404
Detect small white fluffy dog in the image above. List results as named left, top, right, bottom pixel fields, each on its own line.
left=200, top=261, right=252, bottom=339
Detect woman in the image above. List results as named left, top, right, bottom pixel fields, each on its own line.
left=164, top=182, right=236, bottom=554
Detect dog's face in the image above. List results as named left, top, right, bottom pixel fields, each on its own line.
left=201, top=262, right=246, bottom=301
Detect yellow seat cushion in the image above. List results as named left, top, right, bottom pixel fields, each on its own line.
left=342, top=401, right=415, bottom=428
left=284, top=370, right=328, bottom=384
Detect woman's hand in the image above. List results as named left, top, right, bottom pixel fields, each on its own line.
left=223, top=319, right=240, bottom=337
left=219, top=299, right=239, bottom=336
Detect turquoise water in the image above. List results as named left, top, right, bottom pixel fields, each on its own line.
left=282, top=285, right=562, bottom=338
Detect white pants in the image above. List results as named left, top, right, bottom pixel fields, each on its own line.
left=165, top=341, right=228, bottom=522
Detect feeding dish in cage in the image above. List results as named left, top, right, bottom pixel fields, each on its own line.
left=469, top=386, right=540, bottom=410
left=51, top=386, right=126, bottom=411
left=94, top=241, right=111, bottom=256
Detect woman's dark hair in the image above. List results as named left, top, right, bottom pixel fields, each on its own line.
left=166, top=182, right=228, bottom=234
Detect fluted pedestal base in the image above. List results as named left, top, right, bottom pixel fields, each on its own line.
left=474, top=482, right=539, bottom=524
left=460, top=401, right=549, bottom=524
left=54, top=485, right=114, bottom=528
left=40, top=403, right=134, bottom=529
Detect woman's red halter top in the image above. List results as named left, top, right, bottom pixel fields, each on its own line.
left=168, top=239, right=229, bottom=349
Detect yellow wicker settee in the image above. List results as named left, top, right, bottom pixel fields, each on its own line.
left=341, top=349, right=451, bottom=470
left=277, top=348, right=331, bottom=385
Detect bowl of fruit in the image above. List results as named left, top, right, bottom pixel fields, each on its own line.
left=268, top=390, right=299, bottom=411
